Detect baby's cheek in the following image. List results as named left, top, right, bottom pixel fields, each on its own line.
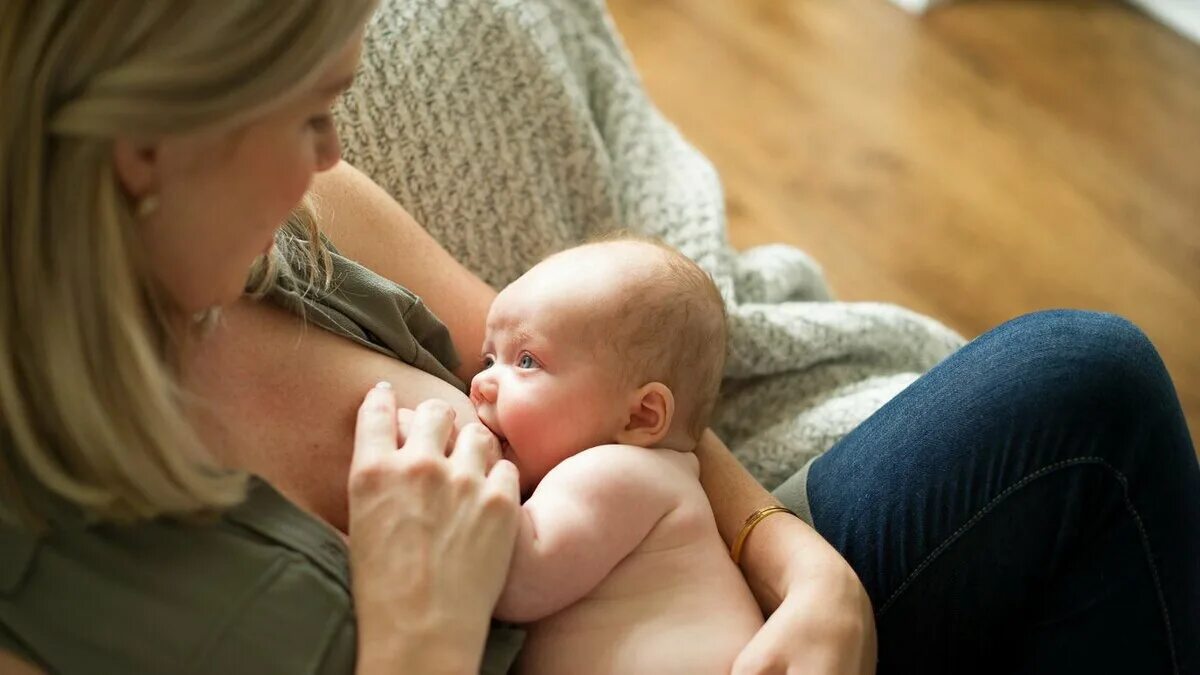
left=505, top=393, right=580, bottom=469
left=502, top=393, right=551, bottom=445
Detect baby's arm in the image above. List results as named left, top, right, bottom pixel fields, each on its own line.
left=493, top=444, right=676, bottom=623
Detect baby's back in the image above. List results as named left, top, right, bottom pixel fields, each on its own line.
left=515, top=448, right=764, bottom=675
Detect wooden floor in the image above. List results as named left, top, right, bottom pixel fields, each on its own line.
left=608, top=0, right=1200, bottom=454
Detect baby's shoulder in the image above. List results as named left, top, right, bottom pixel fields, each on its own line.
left=547, top=444, right=700, bottom=496
left=570, top=443, right=696, bottom=473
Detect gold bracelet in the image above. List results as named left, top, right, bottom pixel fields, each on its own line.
left=730, top=505, right=796, bottom=566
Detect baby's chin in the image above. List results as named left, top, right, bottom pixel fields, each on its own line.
left=515, top=466, right=539, bottom=501
left=496, top=438, right=533, bottom=495
left=498, top=437, right=515, bottom=464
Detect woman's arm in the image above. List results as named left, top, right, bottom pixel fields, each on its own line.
left=696, top=431, right=877, bottom=674
left=311, top=161, right=496, bottom=383
left=696, top=430, right=819, bottom=608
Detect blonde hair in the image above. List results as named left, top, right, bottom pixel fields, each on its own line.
left=581, top=234, right=728, bottom=441
left=0, top=0, right=374, bottom=528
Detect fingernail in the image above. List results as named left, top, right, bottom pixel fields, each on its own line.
left=374, top=381, right=392, bottom=390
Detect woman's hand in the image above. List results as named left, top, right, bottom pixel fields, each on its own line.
left=733, top=551, right=876, bottom=675
left=348, top=385, right=521, bottom=675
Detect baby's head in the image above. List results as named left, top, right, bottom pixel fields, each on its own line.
left=470, top=237, right=727, bottom=495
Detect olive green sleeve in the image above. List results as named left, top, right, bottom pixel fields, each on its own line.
left=0, top=621, right=40, bottom=670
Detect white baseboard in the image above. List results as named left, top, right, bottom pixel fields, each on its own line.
left=888, top=0, right=1200, bottom=46
left=886, top=0, right=951, bottom=13
left=1128, top=0, right=1200, bottom=45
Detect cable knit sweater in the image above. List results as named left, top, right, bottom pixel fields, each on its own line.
left=334, top=0, right=966, bottom=508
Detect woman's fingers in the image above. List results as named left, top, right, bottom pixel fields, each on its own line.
left=486, top=459, right=521, bottom=503
left=352, top=382, right=398, bottom=469
left=403, top=399, right=456, bottom=455
left=397, top=407, right=414, bottom=444
left=451, top=423, right=497, bottom=475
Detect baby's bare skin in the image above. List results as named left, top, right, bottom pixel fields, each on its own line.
left=498, top=444, right=763, bottom=674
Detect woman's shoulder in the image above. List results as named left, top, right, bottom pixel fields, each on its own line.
left=0, top=479, right=355, bottom=674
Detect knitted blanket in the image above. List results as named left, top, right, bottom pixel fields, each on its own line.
left=334, top=0, right=966, bottom=490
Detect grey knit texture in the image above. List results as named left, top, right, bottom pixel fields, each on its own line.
left=335, top=0, right=967, bottom=489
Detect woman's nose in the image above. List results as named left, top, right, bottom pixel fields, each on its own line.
left=470, top=374, right=499, bottom=404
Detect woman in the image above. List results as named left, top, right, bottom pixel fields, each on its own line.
left=1, top=3, right=1195, bottom=675
left=0, top=1, right=866, bottom=672
left=0, top=2, right=517, bottom=672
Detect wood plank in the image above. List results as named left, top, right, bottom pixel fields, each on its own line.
left=608, top=0, right=1200, bottom=452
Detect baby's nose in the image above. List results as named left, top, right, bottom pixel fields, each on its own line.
left=470, top=373, right=499, bottom=405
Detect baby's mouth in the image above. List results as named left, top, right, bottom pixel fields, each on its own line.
left=477, top=417, right=512, bottom=458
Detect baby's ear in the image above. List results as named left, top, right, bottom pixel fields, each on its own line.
left=616, top=382, right=674, bottom=447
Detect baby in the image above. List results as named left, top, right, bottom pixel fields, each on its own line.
left=470, top=237, right=764, bottom=674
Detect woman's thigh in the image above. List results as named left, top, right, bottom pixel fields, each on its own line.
left=804, top=310, right=1199, bottom=675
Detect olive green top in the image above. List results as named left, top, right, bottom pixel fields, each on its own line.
left=0, top=238, right=524, bottom=674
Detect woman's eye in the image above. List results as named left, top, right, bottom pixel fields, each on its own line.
left=306, top=114, right=332, bottom=131
left=517, top=354, right=538, bottom=369
left=481, top=355, right=495, bottom=369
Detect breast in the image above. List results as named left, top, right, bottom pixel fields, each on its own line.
left=181, top=298, right=478, bottom=533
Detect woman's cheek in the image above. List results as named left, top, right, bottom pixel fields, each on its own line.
left=251, top=133, right=317, bottom=225
left=273, top=158, right=316, bottom=218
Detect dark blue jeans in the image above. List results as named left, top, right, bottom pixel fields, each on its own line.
left=804, top=310, right=1199, bottom=674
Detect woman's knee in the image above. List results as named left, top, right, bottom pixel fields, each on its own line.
left=994, top=309, right=1150, bottom=353
left=973, top=310, right=1177, bottom=424
left=1000, top=310, right=1186, bottom=442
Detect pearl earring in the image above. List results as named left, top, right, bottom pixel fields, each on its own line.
left=135, top=194, right=160, bottom=219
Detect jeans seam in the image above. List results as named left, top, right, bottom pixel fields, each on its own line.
left=876, top=456, right=1179, bottom=674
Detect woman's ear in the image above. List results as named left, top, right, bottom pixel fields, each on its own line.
left=111, top=137, right=160, bottom=201
left=615, top=382, right=675, bottom=447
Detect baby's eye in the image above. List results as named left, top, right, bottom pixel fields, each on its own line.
left=481, top=355, right=495, bottom=369
left=517, top=354, right=538, bottom=369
